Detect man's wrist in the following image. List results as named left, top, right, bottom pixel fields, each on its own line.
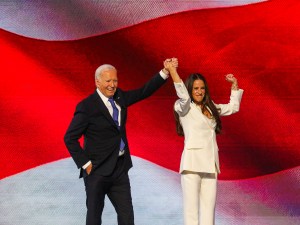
left=162, top=68, right=169, bottom=75
left=160, top=69, right=169, bottom=80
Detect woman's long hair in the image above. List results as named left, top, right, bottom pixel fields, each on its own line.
left=174, top=73, right=222, bottom=136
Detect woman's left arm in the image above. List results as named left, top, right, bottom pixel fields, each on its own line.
left=215, top=74, right=244, bottom=116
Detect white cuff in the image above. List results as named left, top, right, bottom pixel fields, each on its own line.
left=82, top=161, right=91, bottom=169
left=159, top=70, right=169, bottom=79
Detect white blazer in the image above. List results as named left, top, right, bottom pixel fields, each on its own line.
left=174, top=81, right=244, bottom=174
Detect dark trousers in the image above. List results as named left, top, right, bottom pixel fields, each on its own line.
left=83, top=157, right=134, bottom=225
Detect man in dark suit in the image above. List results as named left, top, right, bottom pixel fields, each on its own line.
left=64, top=63, right=170, bottom=225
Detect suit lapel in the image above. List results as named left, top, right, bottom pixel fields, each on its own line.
left=92, top=91, right=117, bottom=127
left=191, top=103, right=213, bottom=130
left=114, top=93, right=125, bottom=127
left=92, top=90, right=126, bottom=128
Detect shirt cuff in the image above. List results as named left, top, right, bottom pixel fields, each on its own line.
left=82, top=161, right=91, bottom=169
left=159, top=70, right=169, bottom=80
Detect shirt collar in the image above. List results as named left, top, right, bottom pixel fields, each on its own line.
left=96, top=88, right=110, bottom=104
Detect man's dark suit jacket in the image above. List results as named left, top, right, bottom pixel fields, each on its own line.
left=64, top=73, right=167, bottom=178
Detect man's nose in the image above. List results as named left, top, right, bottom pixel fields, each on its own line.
left=109, top=81, right=115, bottom=87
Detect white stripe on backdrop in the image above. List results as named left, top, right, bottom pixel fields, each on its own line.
left=0, top=156, right=299, bottom=225
left=0, top=0, right=267, bottom=40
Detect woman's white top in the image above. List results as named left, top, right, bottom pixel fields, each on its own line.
left=174, top=81, right=244, bottom=174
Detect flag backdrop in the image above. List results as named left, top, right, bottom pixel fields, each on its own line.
left=0, top=0, right=299, bottom=224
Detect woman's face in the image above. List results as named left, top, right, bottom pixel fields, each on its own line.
left=192, top=79, right=205, bottom=105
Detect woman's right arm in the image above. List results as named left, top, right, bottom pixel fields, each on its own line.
left=164, top=58, right=190, bottom=116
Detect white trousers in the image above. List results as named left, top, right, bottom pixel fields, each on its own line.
left=181, top=171, right=217, bottom=225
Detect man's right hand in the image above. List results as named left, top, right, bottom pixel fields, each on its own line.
left=86, top=163, right=93, bottom=175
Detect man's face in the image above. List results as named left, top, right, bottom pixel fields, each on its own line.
left=96, top=68, right=118, bottom=98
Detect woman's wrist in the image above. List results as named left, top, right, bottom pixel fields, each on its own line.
left=231, top=82, right=239, bottom=90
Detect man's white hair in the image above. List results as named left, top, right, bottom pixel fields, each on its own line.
left=95, top=64, right=116, bottom=79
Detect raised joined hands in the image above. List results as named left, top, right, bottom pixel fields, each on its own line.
left=163, top=58, right=178, bottom=73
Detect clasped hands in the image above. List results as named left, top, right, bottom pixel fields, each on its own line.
left=163, top=58, right=178, bottom=74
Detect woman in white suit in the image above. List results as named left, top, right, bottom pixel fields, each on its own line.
left=164, top=59, right=243, bottom=225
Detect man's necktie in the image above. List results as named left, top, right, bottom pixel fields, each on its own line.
left=108, top=98, right=125, bottom=153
